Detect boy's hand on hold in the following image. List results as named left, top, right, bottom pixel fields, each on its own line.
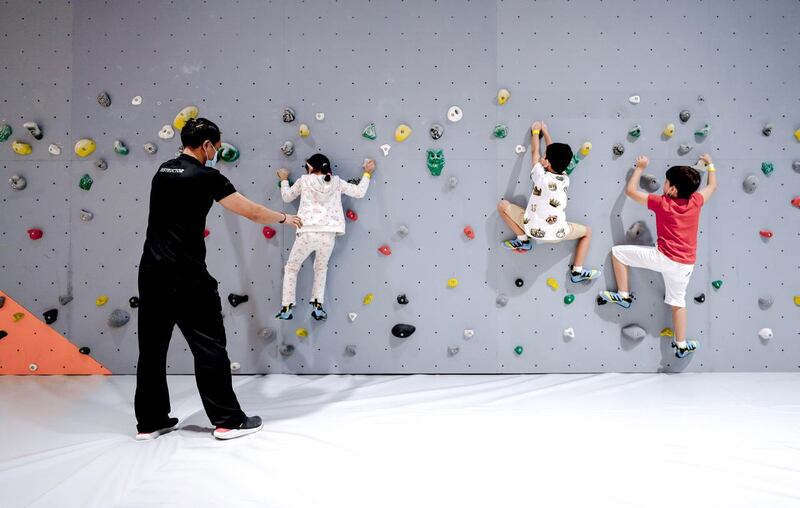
left=699, top=153, right=713, bottom=166
left=635, top=155, right=649, bottom=169
left=531, top=121, right=542, bottom=132
left=277, top=168, right=290, bottom=181
left=540, top=122, right=549, bottom=133
left=363, top=159, right=376, bottom=174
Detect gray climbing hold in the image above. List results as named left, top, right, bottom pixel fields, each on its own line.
left=742, top=175, right=759, bottom=193
left=24, top=121, right=43, bottom=140
left=79, top=209, right=94, bottom=222
left=97, top=91, right=111, bottom=107
left=108, top=309, right=130, bottom=328
left=496, top=294, right=508, bottom=307
left=758, top=296, right=773, bottom=310
left=640, top=174, right=660, bottom=192
left=697, top=95, right=705, bottom=103
left=392, top=323, right=416, bottom=338
left=626, top=221, right=654, bottom=245
left=622, top=324, right=646, bottom=340
left=59, top=294, right=73, bottom=306
left=131, top=95, right=143, bottom=106
left=679, top=110, right=691, bottom=123
left=678, top=143, right=693, bottom=155
left=345, top=344, right=357, bottom=356
left=281, top=140, right=294, bottom=157
left=448, top=345, right=460, bottom=356
left=143, top=142, right=158, bottom=155
left=282, top=108, right=295, bottom=123
left=9, top=175, right=27, bottom=191
left=113, top=139, right=129, bottom=155
left=258, top=327, right=276, bottom=340
left=762, top=123, right=773, bottom=137
left=158, top=125, right=175, bottom=140
left=447, top=175, right=458, bottom=189
left=793, top=160, right=800, bottom=173
left=279, top=343, right=295, bottom=357
left=397, top=224, right=410, bottom=237
left=94, top=158, right=108, bottom=170
left=430, top=123, right=444, bottom=140
left=612, top=143, right=625, bottom=156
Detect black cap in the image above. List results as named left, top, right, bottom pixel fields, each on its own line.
left=306, top=153, right=331, bottom=172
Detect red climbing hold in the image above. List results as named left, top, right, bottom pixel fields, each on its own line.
left=346, top=210, right=358, bottom=221
left=759, top=230, right=773, bottom=239
left=203, top=229, right=210, bottom=238
left=463, top=226, right=475, bottom=240
left=27, top=228, right=43, bottom=240
left=262, top=226, right=276, bottom=239
left=378, top=245, right=392, bottom=256
left=792, top=197, right=800, bottom=208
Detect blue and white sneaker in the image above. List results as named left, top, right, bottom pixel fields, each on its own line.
left=275, top=304, right=294, bottom=320
left=672, top=340, right=699, bottom=359
left=597, top=290, right=633, bottom=308
left=503, top=237, right=533, bottom=252
left=310, top=301, right=327, bottom=321
left=570, top=268, right=602, bottom=283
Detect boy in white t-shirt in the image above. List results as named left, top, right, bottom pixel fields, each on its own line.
left=497, top=121, right=601, bottom=283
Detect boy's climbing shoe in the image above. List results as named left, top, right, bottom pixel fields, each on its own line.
left=503, top=238, right=533, bottom=252
left=213, top=415, right=263, bottom=441
left=136, top=417, right=179, bottom=441
left=275, top=304, right=294, bottom=320
left=310, top=300, right=327, bottom=321
left=597, top=291, right=633, bottom=308
left=570, top=268, right=602, bottom=283
left=672, top=340, right=699, bottom=359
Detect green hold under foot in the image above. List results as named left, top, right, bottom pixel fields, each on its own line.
left=564, top=294, right=575, bottom=305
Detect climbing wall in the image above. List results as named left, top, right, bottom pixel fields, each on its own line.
left=1, top=0, right=798, bottom=374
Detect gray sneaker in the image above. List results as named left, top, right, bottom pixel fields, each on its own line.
left=213, top=415, right=263, bottom=440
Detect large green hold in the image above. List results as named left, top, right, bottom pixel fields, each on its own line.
left=493, top=124, right=508, bottom=139
left=0, top=123, right=11, bottom=142
left=712, top=279, right=723, bottom=289
left=79, top=174, right=93, bottom=191
left=362, top=122, right=377, bottom=140
left=219, top=142, right=240, bottom=163
left=426, top=149, right=445, bottom=176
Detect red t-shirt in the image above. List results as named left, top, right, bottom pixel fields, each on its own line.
left=647, top=193, right=704, bottom=265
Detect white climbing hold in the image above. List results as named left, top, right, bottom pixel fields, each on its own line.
left=379, top=144, right=391, bottom=156
left=463, top=329, right=475, bottom=339
left=48, top=144, right=61, bottom=155
left=563, top=327, right=575, bottom=339
left=230, top=362, right=241, bottom=371
left=515, top=144, right=527, bottom=154
left=79, top=209, right=94, bottom=222
left=315, top=112, right=325, bottom=121
left=758, top=328, right=773, bottom=340
left=348, top=312, right=358, bottom=322
left=143, top=142, right=158, bottom=154
left=628, top=95, right=641, bottom=105
left=447, top=176, right=458, bottom=189
left=448, top=345, right=460, bottom=356
left=447, top=106, right=463, bottom=122
left=131, top=96, right=142, bottom=106
left=158, top=125, right=175, bottom=140
left=691, top=159, right=709, bottom=173
left=397, top=224, right=410, bottom=237
left=29, top=363, right=38, bottom=372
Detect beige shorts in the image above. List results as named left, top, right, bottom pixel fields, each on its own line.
left=504, top=203, right=587, bottom=243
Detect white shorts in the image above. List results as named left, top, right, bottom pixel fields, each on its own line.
left=611, top=245, right=695, bottom=308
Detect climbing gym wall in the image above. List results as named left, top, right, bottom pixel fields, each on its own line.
left=1, top=0, right=798, bottom=374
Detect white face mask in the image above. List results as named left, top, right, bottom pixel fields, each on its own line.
left=204, top=141, right=219, bottom=168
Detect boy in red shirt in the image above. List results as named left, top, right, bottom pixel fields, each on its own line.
left=599, top=154, right=717, bottom=358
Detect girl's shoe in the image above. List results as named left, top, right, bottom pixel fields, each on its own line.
left=570, top=268, right=602, bottom=283
left=503, top=238, right=533, bottom=252
left=672, top=340, right=699, bottom=358
left=597, top=290, right=633, bottom=308
left=275, top=304, right=294, bottom=320
left=310, top=301, right=327, bottom=321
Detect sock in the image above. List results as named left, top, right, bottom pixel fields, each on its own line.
left=675, top=340, right=687, bottom=349
left=572, top=265, right=583, bottom=274
left=618, top=291, right=630, bottom=299
left=517, top=234, right=528, bottom=242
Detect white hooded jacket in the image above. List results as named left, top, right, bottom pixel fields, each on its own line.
left=280, top=173, right=371, bottom=235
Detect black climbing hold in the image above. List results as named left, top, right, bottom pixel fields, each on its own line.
left=0, top=296, right=5, bottom=308
left=596, top=295, right=608, bottom=306
left=228, top=293, right=249, bottom=307
left=397, top=294, right=409, bottom=305
left=391, top=323, right=416, bottom=338
left=78, top=346, right=91, bottom=355
left=129, top=296, right=139, bottom=308
left=515, top=278, right=524, bottom=288
left=0, top=330, right=7, bottom=340
left=694, top=293, right=705, bottom=303
left=43, top=308, right=58, bottom=325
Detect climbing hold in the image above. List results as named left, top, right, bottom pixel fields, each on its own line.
left=258, top=327, right=276, bottom=340
left=143, top=142, right=158, bottom=155
left=515, top=144, right=527, bottom=154
left=694, top=293, right=706, bottom=304
left=24, top=121, right=43, bottom=140
left=219, top=142, right=239, bottom=162
left=758, top=328, right=773, bottom=340
left=447, top=175, right=458, bottom=188
left=43, top=309, right=58, bottom=325
left=348, top=312, right=358, bottom=322
left=394, top=124, right=412, bottom=142
left=279, top=343, right=295, bottom=357
left=659, top=327, right=674, bottom=337
left=628, top=125, right=642, bottom=138
left=113, top=139, right=129, bottom=155
left=173, top=106, right=199, bottom=130
left=397, top=224, right=410, bottom=237
left=430, top=123, right=444, bottom=140
left=463, top=329, right=475, bottom=339
left=363, top=293, right=374, bottom=305
left=0, top=123, right=11, bottom=142
left=612, top=143, right=625, bottom=156
left=78, top=346, right=91, bottom=355
left=12, top=312, right=25, bottom=323
left=12, top=140, right=32, bottom=155
left=48, top=144, right=61, bottom=155
left=447, top=106, right=463, bottom=122
left=9, top=175, right=26, bottom=191
left=92, top=160, right=107, bottom=173
left=795, top=128, right=800, bottom=142
left=109, top=309, right=130, bottom=328
left=759, top=229, right=773, bottom=239
left=622, top=324, right=646, bottom=340
left=463, top=226, right=475, bottom=240
left=678, top=143, right=693, bottom=155
left=794, top=295, right=800, bottom=306
left=95, top=295, right=109, bottom=307
left=761, top=161, right=774, bottom=176
left=497, top=88, right=511, bottom=105
left=546, top=278, right=559, bottom=291
left=793, top=161, right=800, bottom=173
left=295, top=328, right=308, bottom=338
left=346, top=210, right=358, bottom=221
left=129, top=296, right=139, bottom=308
left=379, top=144, right=391, bottom=156
left=378, top=245, right=392, bottom=256
left=0, top=296, right=5, bottom=308
left=79, top=209, right=94, bottom=222
left=563, top=327, right=576, bottom=339
left=158, top=125, right=175, bottom=140
left=564, top=294, right=575, bottom=305
left=59, top=295, right=73, bottom=306
left=361, top=122, right=377, bottom=140
left=426, top=149, right=445, bottom=176
left=395, top=294, right=410, bottom=307
left=758, top=296, right=773, bottom=309
left=742, top=175, right=759, bottom=193
left=712, top=280, right=723, bottom=289
left=79, top=174, right=93, bottom=191
left=131, top=95, right=142, bottom=106
left=282, top=108, right=295, bottom=123
left=74, top=138, right=96, bottom=157
left=496, top=294, right=508, bottom=307
left=345, top=344, right=357, bottom=356
left=278, top=140, right=295, bottom=158
left=228, top=293, right=249, bottom=307
left=679, top=110, right=691, bottom=123
left=626, top=221, right=654, bottom=245
left=447, top=278, right=459, bottom=288
left=97, top=91, right=111, bottom=107
left=793, top=197, right=800, bottom=208
left=262, top=226, right=276, bottom=239
left=315, top=112, right=325, bottom=121
left=762, top=123, right=773, bottom=137
left=694, top=124, right=711, bottom=137
left=579, top=142, right=592, bottom=157
left=493, top=124, right=508, bottom=139
left=203, top=229, right=210, bottom=238
left=628, top=95, right=640, bottom=105
left=691, top=159, right=709, bottom=173
left=515, top=278, right=524, bottom=288
left=29, top=363, right=38, bottom=372
left=448, top=345, right=460, bottom=356
left=230, top=362, right=241, bottom=372
left=391, top=324, right=416, bottom=338
left=662, top=123, right=675, bottom=138
left=640, top=174, right=660, bottom=192
left=27, top=228, right=43, bottom=240
left=514, top=345, right=524, bottom=356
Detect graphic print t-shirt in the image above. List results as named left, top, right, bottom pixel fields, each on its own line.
left=523, top=162, right=571, bottom=241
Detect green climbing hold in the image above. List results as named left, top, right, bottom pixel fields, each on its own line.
left=712, top=280, right=723, bottom=289
left=628, top=125, right=642, bottom=138
left=362, top=122, right=377, bottom=140
left=277, top=178, right=293, bottom=189
left=426, top=149, right=445, bottom=176
left=78, top=174, right=93, bottom=191
left=493, top=124, right=508, bottom=139
left=760, top=161, right=774, bottom=176
left=113, top=139, right=129, bottom=155
left=0, top=123, right=11, bottom=142
left=694, top=124, right=711, bottom=137
left=514, top=345, right=524, bottom=356
left=565, top=153, right=580, bottom=175
left=564, top=294, right=575, bottom=305
left=219, top=142, right=240, bottom=163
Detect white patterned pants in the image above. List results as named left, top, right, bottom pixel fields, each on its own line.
left=282, top=232, right=336, bottom=306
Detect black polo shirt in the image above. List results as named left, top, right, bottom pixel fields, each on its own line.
left=140, top=154, right=236, bottom=284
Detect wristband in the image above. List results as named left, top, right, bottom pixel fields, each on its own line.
left=279, top=213, right=286, bottom=224
left=531, top=129, right=541, bottom=135
left=362, top=172, right=371, bottom=179
left=707, top=164, right=716, bottom=172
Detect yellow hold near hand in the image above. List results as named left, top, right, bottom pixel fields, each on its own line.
left=579, top=142, right=592, bottom=157
left=546, top=278, right=559, bottom=290
left=173, top=106, right=199, bottom=130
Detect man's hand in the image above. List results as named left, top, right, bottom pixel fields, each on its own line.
left=363, top=159, right=376, bottom=174
left=635, top=155, right=649, bottom=169
left=698, top=153, right=713, bottom=166
left=283, top=214, right=303, bottom=228
left=540, top=121, right=549, bottom=134
left=277, top=168, right=290, bottom=181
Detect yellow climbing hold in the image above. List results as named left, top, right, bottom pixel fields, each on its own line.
left=12, top=312, right=24, bottom=323
left=579, top=142, right=592, bottom=157
left=663, top=123, right=675, bottom=138
left=447, top=278, right=459, bottom=288
left=794, top=295, right=800, bottom=306
left=95, top=295, right=109, bottom=307
left=295, top=328, right=308, bottom=338
left=363, top=293, right=374, bottom=305
left=794, top=129, right=800, bottom=142
left=173, top=106, right=199, bottom=130
left=394, top=124, right=412, bottom=142
left=298, top=124, right=310, bottom=137
left=497, top=88, right=511, bottom=105
left=659, top=327, right=675, bottom=337
left=74, top=138, right=96, bottom=158
left=546, top=278, right=559, bottom=290
left=12, top=140, right=32, bottom=156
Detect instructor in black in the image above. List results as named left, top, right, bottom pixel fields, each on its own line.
left=135, top=118, right=301, bottom=441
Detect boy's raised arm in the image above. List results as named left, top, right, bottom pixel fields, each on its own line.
left=697, top=154, right=717, bottom=202
left=531, top=121, right=542, bottom=167
left=625, top=155, right=650, bottom=206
